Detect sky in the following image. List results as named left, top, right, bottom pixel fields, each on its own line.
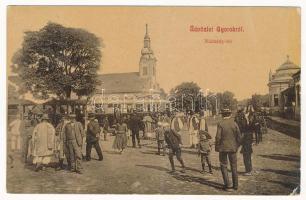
left=7, top=6, right=301, bottom=100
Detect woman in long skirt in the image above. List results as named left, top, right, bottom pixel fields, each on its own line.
left=112, top=118, right=128, bottom=153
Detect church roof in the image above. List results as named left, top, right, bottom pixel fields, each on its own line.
left=96, top=72, right=152, bottom=94
left=276, top=55, right=300, bottom=71
left=269, top=56, right=300, bottom=85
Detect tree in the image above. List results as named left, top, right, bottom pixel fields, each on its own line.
left=170, top=82, right=201, bottom=112
left=217, top=91, right=238, bottom=111
left=11, top=22, right=103, bottom=100
left=250, top=93, right=269, bottom=111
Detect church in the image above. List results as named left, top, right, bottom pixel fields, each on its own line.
left=89, top=25, right=170, bottom=114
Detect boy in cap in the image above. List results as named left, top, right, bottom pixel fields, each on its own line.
left=197, top=130, right=213, bottom=174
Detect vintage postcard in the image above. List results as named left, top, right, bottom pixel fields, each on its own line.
left=6, top=6, right=301, bottom=195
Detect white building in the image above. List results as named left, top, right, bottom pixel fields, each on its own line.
left=268, top=55, right=300, bottom=114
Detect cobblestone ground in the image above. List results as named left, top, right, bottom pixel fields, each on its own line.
left=7, top=125, right=300, bottom=195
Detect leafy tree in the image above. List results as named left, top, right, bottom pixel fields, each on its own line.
left=217, top=91, right=238, bottom=111
left=250, top=93, right=269, bottom=111
left=170, top=82, right=201, bottom=112
left=11, top=22, right=103, bottom=100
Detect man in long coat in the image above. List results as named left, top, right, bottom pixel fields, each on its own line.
left=129, top=112, right=142, bottom=148
left=64, top=114, right=84, bottom=174
left=55, top=114, right=69, bottom=170
left=215, top=108, right=242, bottom=191
left=235, top=108, right=254, bottom=176
left=86, top=113, right=103, bottom=161
left=32, top=114, right=56, bottom=171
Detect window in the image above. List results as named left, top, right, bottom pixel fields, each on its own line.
left=274, top=94, right=279, bottom=106
left=143, top=67, right=148, bottom=75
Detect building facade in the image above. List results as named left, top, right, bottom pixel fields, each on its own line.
left=292, top=70, right=301, bottom=120
left=89, top=24, right=170, bottom=114
left=268, top=55, right=300, bottom=115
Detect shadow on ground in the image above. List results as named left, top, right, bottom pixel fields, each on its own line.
left=258, top=154, right=300, bottom=162
left=261, top=168, right=300, bottom=178
left=136, top=164, right=169, bottom=172
left=136, top=164, right=224, bottom=191
left=171, top=174, right=224, bottom=190
left=268, top=180, right=299, bottom=191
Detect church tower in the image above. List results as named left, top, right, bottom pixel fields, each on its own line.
left=139, top=24, right=157, bottom=83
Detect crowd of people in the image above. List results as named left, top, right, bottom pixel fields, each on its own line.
left=151, top=106, right=268, bottom=191
left=7, top=106, right=268, bottom=191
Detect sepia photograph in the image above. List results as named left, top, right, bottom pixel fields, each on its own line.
left=6, top=5, right=301, bottom=195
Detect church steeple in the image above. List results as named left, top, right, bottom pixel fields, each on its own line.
left=139, top=24, right=157, bottom=82
left=144, top=24, right=150, bottom=48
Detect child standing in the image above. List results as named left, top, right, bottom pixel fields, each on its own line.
left=197, top=130, right=213, bottom=174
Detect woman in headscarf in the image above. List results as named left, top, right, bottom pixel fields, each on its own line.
left=188, top=111, right=200, bottom=148
left=31, top=114, right=56, bottom=171
left=112, top=118, right=128, bottom=154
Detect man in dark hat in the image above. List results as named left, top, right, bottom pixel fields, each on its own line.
left=129, top=111, right=142, bottom=148
left=252, top=112, right=262, bottom=145
left=235, top=107, right=254, bottom=176
left=215, top=108, right=242, bottom=191
left=86, top=113, right=103, bottom=161
left=64, top=114, right=84, bottom=174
